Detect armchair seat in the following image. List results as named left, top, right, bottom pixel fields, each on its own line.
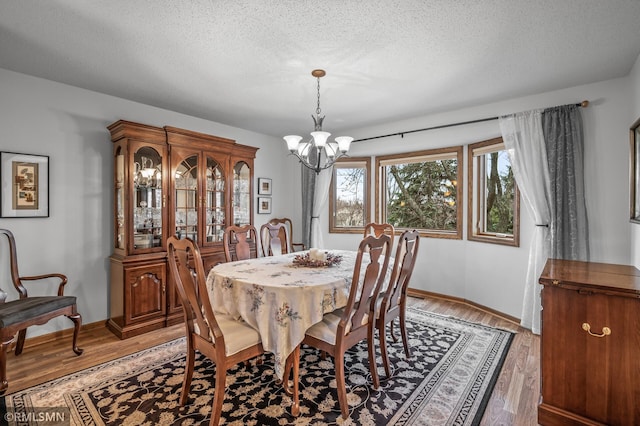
left=0, top=296, right=77, bottom=328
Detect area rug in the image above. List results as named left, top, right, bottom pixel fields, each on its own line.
left=1, top=308, right=514, bottom=425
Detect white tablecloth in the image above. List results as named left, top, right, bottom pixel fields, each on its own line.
left=206, top=250, right=359, bottom=379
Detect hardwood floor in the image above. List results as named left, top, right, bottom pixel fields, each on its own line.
left=3, top=295, right=539, bottom=425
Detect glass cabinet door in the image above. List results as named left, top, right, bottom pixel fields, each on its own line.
left=232, top=161, right=251, bottom=226
left=115, top=148, right=125, bottom=249
left=174, top=155, right=199, bottom=242
left=133, top=146, right=163, bottom=250
left=205, top=156, right=225, bottom=243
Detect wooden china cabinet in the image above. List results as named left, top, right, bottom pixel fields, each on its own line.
left=106, top=120, right=258, bottom=339
left=164, top=126, right=256, bottom=324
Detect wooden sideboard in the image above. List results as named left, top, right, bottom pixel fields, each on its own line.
left=538, top=258, right=640, bottom=425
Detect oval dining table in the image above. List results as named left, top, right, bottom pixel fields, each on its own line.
left=206, top=249, right=364, bottom=416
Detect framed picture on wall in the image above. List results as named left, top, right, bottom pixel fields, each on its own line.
left=258, top=177, right=272, bottom=195
left=631, top=117, right=640, bottom=222
left=0, top=152, right=49, bottom=218
left=258, top=197, right=272, bottom=214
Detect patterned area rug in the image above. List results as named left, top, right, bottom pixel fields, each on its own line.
left=2, top=308, right=513, bottom=425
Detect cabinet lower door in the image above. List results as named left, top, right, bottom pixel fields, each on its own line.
left=126, top=263, right=166, bottom=322
left=540, top=286, right=640, bottom=425
left=107, top=260, right=167, bottom=339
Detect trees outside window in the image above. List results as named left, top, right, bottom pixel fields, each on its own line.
left=376, top=147, right=463, bottom=239
left=329, top=158, right=370, bottom=233
left=329, top=140, right=518, bottom=245
left=467, top=137, right=520, bottom=246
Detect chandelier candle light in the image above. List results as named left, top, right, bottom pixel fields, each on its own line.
left=283, top=69, right=353, bottom=173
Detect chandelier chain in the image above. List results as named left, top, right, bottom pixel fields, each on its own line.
left=316, top=77, right=322, bottom=117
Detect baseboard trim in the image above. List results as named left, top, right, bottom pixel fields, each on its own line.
left=9, top=320, right=107, bottom=352
left=407, top=288, right=522, bottom=327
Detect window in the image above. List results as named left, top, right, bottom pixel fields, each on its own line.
left=467, top=137, right=520, bottom=246
left=376, top=147, right=463, bottom=239
left=329, top=157, right=371, bottom=233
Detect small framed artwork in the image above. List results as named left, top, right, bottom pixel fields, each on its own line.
left=258, top=197, right=272, bottom=214
left=631, top=117, right=640, bottom=222
left=258, top=177, right=272, bottom=195
left=0, top=152, right=49, bottom=218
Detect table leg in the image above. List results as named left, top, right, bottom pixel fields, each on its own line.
left=282, top=344, right=301, bottom=416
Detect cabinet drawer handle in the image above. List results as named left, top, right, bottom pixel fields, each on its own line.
left=582, top=322, right=611, bottom=338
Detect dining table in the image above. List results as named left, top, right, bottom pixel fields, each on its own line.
left=205, top=248, right=386, bottom=416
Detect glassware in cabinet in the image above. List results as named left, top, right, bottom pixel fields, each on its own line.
left=133, top=146, right=164, bottom=250
left=174, top=154, right=199, bottom=242
left=233, top=161, right=251, bottom=226
left=206, top=157, right=225, bottom=242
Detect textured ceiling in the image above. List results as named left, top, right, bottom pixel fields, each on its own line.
left=1, top=1, right=640, bottom=138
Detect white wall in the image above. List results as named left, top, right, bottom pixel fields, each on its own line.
left=0, top=63, right=636, bottom=336
left=321, top=76, right=633, bottom=319
left=0, top=68, right=288, bottom=337
left=629, top=55, right=640, bottom=267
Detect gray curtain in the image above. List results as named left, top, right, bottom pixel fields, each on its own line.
left=542, top=105, right=589, bottom=260
left=500, top=104, right=589, bottom=333
left=301, top=150, right=316, bottom=249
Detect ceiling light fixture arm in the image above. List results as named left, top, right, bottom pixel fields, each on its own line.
left=287, top=145, right=348, bottom=174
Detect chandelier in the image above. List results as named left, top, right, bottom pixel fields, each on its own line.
left=283, top=69, right=353, bottom=174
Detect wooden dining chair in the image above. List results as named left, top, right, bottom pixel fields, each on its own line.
left=363, top=222, right=395, bottom=247
left=300, top=233, right=392, bottom=419
left=268, top=217, right=306, bottom=252
left=222, top=224, right=259, bottom=262
left=167, top=236, right=264, bottom=426
left=371, top=229, right=420, bottom=380
left=260, top=222, right=290, bottom=257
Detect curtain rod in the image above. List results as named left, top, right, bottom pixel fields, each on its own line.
left=352, top=100, right=589, bottom=143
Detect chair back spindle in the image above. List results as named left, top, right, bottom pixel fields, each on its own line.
left=223, top=225, right=259, bottom=262
left=363, top=222, right=394, bottom=241
left=363, top=222, right=395, bottom=254
left=260, top=222, right=290, bottom=257
left=383, top=230, right=420, bottom=315
left=167, top=237, right=222, bottom=346
left=268, top=217, right=306, bottom=252
left=342, top=234, right=392, bottom=337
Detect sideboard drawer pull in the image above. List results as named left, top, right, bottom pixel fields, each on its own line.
left=582, top=322, right=611, bottom=338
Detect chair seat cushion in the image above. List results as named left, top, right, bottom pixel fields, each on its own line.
left=0, top=296, right=76, bottom=328
left=305, top=308, right=369, bottom=345
left=195, top=314, right=262, bottom=356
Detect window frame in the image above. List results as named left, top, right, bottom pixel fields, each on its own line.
left=467, top=137, right=520, bottom=246
left=329, top=157, right=371, bottom=234
left=375, top=146, right=463, bottom=239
